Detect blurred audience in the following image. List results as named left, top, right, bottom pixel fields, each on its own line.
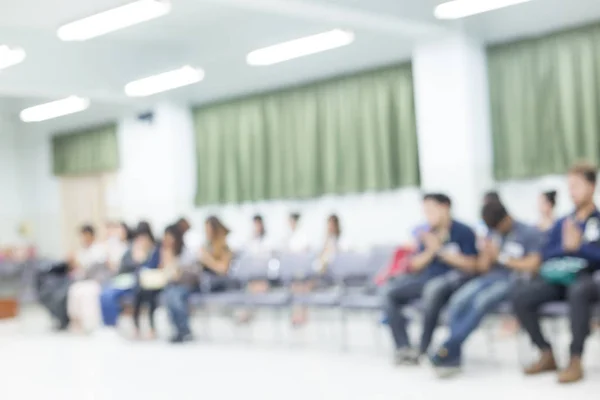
left=514, top=163, right=600, bottom=384
left=245, top=215, right=272, bottom=255
left=134, top=224, right=180, bottom=340
left=164, top=216, right=232, bottom=343
left=430, top=201, right=542, bottom=376
left=283, top=213, right=309, bottom=253
left=66, top=225, right=108, bottom=333
left=386, top=194, right=477, bottom=365
left=100, top=222, right=157, bottom=328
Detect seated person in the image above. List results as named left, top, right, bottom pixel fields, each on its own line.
left=290, top=214, right=345, bottom=326
left=100, top=222, right=157, bottom=328
left=283, top=213, right=309, bottom=253
left=513, top=162, right=600, bottom=384
left=385, top=194, right=477, bottom=365
left=66, top=225, right=108, bottom=333
left=538, top=190, right=557, bottom=233
left=245, top=215, right=273, bottom=256
left=164, top=216, right=232, bottom=343
left=430, top=201, right=542, bottom=376
left=134, top=224, right=179, bottom=340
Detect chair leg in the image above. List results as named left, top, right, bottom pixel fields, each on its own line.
left=340, top=308, right=349, bottom=352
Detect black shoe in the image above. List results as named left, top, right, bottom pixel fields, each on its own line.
left=170, top=334, right=185, bottom=343
left=170, top=333, right=194, bottom=344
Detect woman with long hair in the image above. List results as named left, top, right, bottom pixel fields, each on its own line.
left=291, top=214, right=343, bottom=326
left=133, top=224, right=181, bottom=340
left=163, top=216, right=232, bottom=343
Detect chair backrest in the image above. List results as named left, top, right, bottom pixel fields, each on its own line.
left=277, top=252, right=318, bottom=283
left=230, top=253, right=273, bottom=284
left=327, top=251, right=369, bottom=284
left=364, top=246, right=397, bottom=277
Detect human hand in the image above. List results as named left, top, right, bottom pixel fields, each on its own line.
left=422, top=232, right=442, bottom=253
left=562, top=219, right=582, bottom=252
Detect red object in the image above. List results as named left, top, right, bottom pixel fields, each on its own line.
left=374, top=247, right=414, bottom=286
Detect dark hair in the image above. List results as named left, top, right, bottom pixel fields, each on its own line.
left=119, top=221, right=133, bottom=241
left=328, top=214, right=341, bottom=238
left=569, top=162, right=597, bottom=185
left=205, top=216, right=230, bottom=237
left=290, top=213, right=301, bottom=222
left=253, top=214, right=265, bottom=236
left=164, top=224, right=184, bottom=256
left=133, top=221, right=155, bottom=243
left=482, top=201, right=509, bottom=230
left=176, top=217, right=190, bottom=229
left=542, top=190, right=557, bottom=208
left=483, top=191, right=501, bottom=205
left=80, top=224, right=95, bottom=236
left=423, top=193, right=452, bottom=207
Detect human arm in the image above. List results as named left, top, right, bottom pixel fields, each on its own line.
left=505, top=253, right=542, bottom=274
left=541, top=219, right=564, bottom=261
left=200, top=247, right=232, bottom=276
left=438, top=227, right=478, bottom=273
left=409, top=233, right=440, bottom=272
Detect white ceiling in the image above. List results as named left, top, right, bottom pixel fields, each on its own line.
left=1, top=0, right=600, bottom=131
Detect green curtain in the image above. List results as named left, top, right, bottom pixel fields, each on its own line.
left=52, top=124, right=119, bottom=176
left=193, top=64, right=419, bottom=205
left=488, top=23, right=600, bottom=180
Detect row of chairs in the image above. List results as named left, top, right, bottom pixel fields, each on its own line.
left=186, top=249, right=600, bottom=352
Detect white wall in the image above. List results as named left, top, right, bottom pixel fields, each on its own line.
left=0, top=115, right=24, bottom=245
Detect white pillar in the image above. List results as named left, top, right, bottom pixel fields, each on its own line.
left=117, top=103, right=196, bottom=231
left=412, top=34, right=493, bottom=225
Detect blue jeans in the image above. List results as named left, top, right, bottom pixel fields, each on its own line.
left=100, top=286, right=133, bottom=326
left=385, top=271, right=469, bottom=352
left=444, top=272, right=512, bottom=351
left=164, top=284, right=191, bottom=336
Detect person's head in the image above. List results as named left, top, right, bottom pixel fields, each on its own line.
left=289, top=213, right=301, bottom=231
left=567, top=162, right=597, bottom=209
left=205, top=216, right=230, bottom=242
left=79, top=225, right=95, bottom=248
left=327, top=214, right=341, bottom=238
left=176, top=217, right=191, bottom=235
left=117, top=221, right=131, bottom=242
left=482, top=201, right=512, bottom=234
left=422, top=193, right=452, bottom=228
left=163, top=224, right=184, bottom=256
left=253, top=215, right=265, bottom=238
left=483, top=191, right=501, bottom=205
left=133, top=221, right=155, bottom=249
left=539, top=190, right=557, bottom=217
left=105, top=220, right=117, bottom=238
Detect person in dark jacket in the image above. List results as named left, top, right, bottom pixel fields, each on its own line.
left=513, top=162, right=600, bottom=384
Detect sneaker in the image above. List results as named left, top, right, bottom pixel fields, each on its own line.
left=558, top=356, right=584, bottom=384
left=524, top=349, right=557, bottom=375
left=394, top=347, right=420, bottom=366
left=169, top=334, right=185, bottom=344
left=430, top=347, right=462, bottom=378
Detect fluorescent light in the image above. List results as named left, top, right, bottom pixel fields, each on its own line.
left=434, top=0, right=532, bottom=19
left=57, top=0, right=171, bottom=41
left=0, top=45, right=26, bottom=70
left=247, top=29, right=355, bottom=66
left=20, top=96, right=90, bottom=123
left=125, top=66, right=204, bottom=97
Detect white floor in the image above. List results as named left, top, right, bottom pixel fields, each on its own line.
left=2, top=307, right=600, bottom=400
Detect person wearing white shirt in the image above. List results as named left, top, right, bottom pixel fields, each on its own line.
left=67, top=225, right=108, bottom=333
left=291, top=214, right=344, bottom=326
left=284, top=213, right=310, bottom=253
left=245, top=215, right=273, bottom=256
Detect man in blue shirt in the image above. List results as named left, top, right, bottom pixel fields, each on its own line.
left=513, top=162, right=600, bottom=384
left=429, top=201, right=542, bottom=376
left=385, top=193, right=478, bottom=365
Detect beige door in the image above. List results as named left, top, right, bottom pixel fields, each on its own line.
left=60, top=173, right=118, bottom=253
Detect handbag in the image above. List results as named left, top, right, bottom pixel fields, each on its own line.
left=540, top=257, right=588, bottom=285
left=139, top=268, right=168, bottom=290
